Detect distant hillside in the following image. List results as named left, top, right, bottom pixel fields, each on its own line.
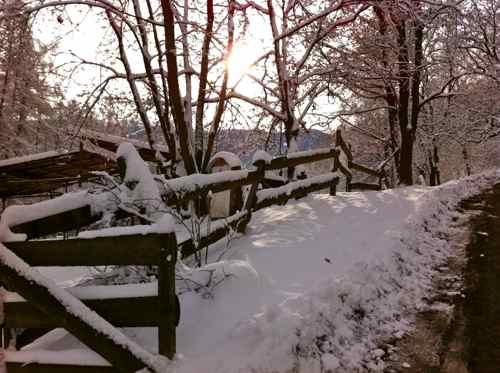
left=125, top=124, right=333, bottom=164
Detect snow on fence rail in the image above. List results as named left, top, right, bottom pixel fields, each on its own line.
left=158, top=130, right=382, bottom=207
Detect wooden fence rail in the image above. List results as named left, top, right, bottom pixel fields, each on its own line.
left=159, top=130, right=381, bottom=208
left=2, top=232, right=178, bottom=373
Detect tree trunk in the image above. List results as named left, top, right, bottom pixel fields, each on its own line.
left=463, top=145, right=471, bottom=176
left=160, top=0, right=196, bottom=175
left=399, top=130, right=413, bottom=185
left=396, top=19, right=413, bottom=185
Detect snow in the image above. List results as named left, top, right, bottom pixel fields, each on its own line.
left=252, top=150, right=273, bottom=165
left=0, top=191, right=91, bottom=242
left=158, top=171, right=249, bottom=196
left=5, top=169, right=500, bottom=372
left=5, top=282, right=157, bottom=303
left=0, top=151, right=60, bottom=168
left=117, top=143, right=162, bottom=217
left=77, top=214, right=175, bottom=239
left=81, top=129, right=169, bottom=154
left=0, top=189, right=117, bottom=242
left=286, top=147, right=332, bottom=160
left=256, top=172, right=338, bottom=204
left=208, top=151, right=241, bottom=169
left=7, top=347, right=111, bottom=367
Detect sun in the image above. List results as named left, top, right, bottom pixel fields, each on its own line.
left=227, top=43, right=255, bottom=85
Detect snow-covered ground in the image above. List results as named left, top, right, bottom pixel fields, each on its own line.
left=6, top=170, right=500, bottom=372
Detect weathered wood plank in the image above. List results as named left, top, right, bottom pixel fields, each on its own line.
left=179, top=212, right=250, bottom=259
left=6, top=362, right=117, bottom=373
left=262, top=176, right=287, bottom=189
left=4, top=233, right=171, bottom=266
left=161, top=149, right=337, bottom=206
left=158, top=233, right=177, bottom=359
left=337, top=161, right=352, bottom=179
left=266, top=148, right=337, bottom=171
left=5, top=297, right=166, bottom=328
left=348, top=161, right=381, bottom=178
left=336, top=129, right=353, bottom=161
left=15, top=328, right=53, bottom=349
left=255, top=176, right=339, bottom=211
left=0, top=259, right=150, bottom=373
left=11, top=205, right=100, bottom=240
left=349, top=182, right=381, bottom=191
left=162, top=169, right=261, bottom=206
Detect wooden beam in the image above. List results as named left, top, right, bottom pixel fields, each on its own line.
left=0, top=257, right=151, bottom=373
left=6, top=362, right=117, bottom=373
left=162, top=170, right=261, bottom=206
left=179, top=212, right=250, bottom=259
left=161, top=149, right=338, bottom=206
left=15, top=328, right=53, bottom=349
left=5, top=297, right=168, bottom=328
left=336, top=129, right=353, bottom=161
left=348, top=161, right=381, bottom=178
left=11, top=205, right=100, bottom=240
left=255, top=176, right=339, bottom=211
left=337, top=162, right=352, bottom=179
left=349, top=182, right=381, bottom=191
left=265, top=149, right=337, bottom=171
left=4, top=233, right=171, bottom=266
left=158, top=233, right=177, bottom=359
left=261, top=177, right=287, bottom=189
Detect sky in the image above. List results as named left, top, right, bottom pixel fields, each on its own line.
left=33, top=4, right=270, bottom=101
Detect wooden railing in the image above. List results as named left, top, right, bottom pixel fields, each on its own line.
left=160, top=129, right=382, bottom=207
left=1, top=230, right=178, bottom=373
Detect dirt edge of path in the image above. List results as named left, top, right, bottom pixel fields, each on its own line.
left=382, top=194, right=488, bottom=373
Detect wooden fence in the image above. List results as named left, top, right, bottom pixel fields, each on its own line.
left=0, top=129, right=384, bottom=372
left=2, top=230, right=178, bottom=373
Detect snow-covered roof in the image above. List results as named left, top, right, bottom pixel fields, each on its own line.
left=0, top=150, right=115, bottom=199
left=0, top=151, right=60, bottom=168
left=80, top=129, right=170, bottom=162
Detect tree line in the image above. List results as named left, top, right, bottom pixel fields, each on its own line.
left=0, top=0, right=499, bottom=185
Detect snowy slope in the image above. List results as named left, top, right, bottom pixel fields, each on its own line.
left=7, top=170, right=500, bottom=372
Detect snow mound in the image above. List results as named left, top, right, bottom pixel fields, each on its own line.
left=252, top=150, right=273, bottom=165
left=208, top=151, right=241, bottom=169
left=117, top=142, right=162, bottom=217
left=0, top=191, right=91, bottom=242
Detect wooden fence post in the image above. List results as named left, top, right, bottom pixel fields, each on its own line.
left=158, top=232, right=178, bottom=360
left=238, top=160, right=266, bottom=233
left=378, top=168, right=385, bottom=190
left=330, top=149, right=340, bottom=196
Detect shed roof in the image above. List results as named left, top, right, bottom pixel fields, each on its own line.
left=0, top=130, right=171, bottom=199
left=0, top=149, right=115, bottom=199
left=80, top=129, right=170, bottom=162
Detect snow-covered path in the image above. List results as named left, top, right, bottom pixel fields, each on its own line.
left=174, top=188, right=429, bottom=372
left=9, top=170, right=500, bottom=372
